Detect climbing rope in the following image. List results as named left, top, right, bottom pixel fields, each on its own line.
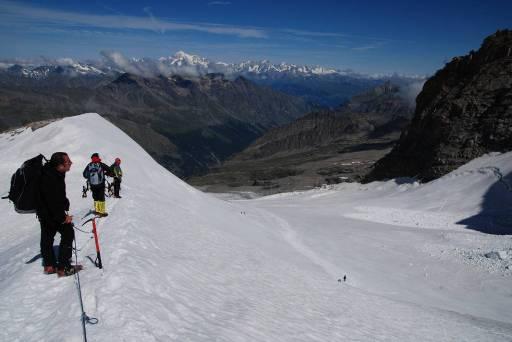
left=72, top=231, right=98, bottom=342
left=72, top=223, right=94, bottom=252
left=74, top=225, right=92, bottom=234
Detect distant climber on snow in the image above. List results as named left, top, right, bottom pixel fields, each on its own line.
left=83, top=153, right=113, bottom=217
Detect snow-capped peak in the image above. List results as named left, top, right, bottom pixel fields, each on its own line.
left=159, top=51, right=211, bottom=68
left=0, top=51, right=426, bottom=80
left=230, top=59, right=342, bottom=76
left=2, top=60, right=104, bottom=79
left=156, top=51, right=347, bottom=77
left=68, top=62, right=104, bottom=75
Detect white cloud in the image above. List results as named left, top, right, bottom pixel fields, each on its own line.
left=399, top=80, right=426, bottom=106
left=351, top=42, right=385, bottom=51
left=101, top=51, right=159, bottom=77
left=0, top=0, right=266, bottom=38
left=100, top=51, right=216, bottom=78
left=282, top=29, right=348, bottom=38
left=56, top=58, right=75, bottom=66
left=208, top=1, right=232, bottom=5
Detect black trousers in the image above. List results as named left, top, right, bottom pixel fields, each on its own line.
left=39, top=218, right=74, bottom=267
left=91, top=184, right=105, bottom=201
left=113, top=178, right=121, bottom=197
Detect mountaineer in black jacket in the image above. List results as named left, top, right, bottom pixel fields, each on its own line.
left=36, top=152, right=79, bottom=277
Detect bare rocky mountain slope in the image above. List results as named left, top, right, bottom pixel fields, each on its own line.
left=0, top=72, right=310, bottom=176
left=366, top=29, right=512, bottom=182
left=189, top=82, right=414, bottom=193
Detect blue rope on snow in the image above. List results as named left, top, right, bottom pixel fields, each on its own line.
left=72, top=235, right=98, bottom=342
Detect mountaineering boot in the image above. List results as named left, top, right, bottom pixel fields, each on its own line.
left=43, top=266, right=56, bottom=274
left=57, top=265, right=82, bottom=277
left=71, top=264, right=84, bottom=272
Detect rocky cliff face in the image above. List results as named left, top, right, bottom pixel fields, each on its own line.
left=367, top=30, right=512, bottom=182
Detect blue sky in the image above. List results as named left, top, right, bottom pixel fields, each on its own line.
left=0, top=0, right=510, bottom=75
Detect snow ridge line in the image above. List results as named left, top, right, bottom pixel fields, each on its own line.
left=449, top=166, right=512, bottom=192
left=480, top=167, right=512, bottom=192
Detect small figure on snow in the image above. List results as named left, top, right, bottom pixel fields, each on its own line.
left=110, top=157, right=123, bottom=198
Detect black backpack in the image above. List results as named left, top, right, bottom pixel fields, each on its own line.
left=2, top=154, right=47, bottom=214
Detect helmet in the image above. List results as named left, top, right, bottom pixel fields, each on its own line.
left=115, top=157, right=121, bottom=164
left=91, top=153, right=101, bottom=163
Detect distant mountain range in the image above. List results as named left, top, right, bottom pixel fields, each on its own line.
left=188, top=81, right=415, bottom=193
left=1, top=51, right=401, bottom=79
left=159, top=51, right=343, bottom=76
left=1, top=51, right=425, bottom=107
left=0, top=70, right=310, bottom=176
left=232, top=81, right=414, bottom=160
left=3, top=63, right=105, bottom=79
left=0, top=51, right=426, bottom=179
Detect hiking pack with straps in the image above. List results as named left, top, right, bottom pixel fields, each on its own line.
left=86, top=163, right=105, bottom=186
left=2, top=154, right=48, bottom=214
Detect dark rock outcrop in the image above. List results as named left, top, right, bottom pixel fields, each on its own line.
left=367, top=30, right=512, bottom=182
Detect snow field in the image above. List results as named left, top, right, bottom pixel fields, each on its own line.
left=0, top=114, right=511, bottom=341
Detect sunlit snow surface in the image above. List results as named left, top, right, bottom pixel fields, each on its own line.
left=0, top=113, right=511, bottom=341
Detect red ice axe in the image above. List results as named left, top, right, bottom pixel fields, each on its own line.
left=82, top=216, right=103, bottom=269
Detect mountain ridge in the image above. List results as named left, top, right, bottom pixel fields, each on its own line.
left=1, top=51, right=425, bottom=79
left=1, top=51, right=425, bottom=107
left=0, top=71, right=310, bottom=176
left=188, top=81, right=414, bottom=193
left=366, top=29, right=512, bottom=182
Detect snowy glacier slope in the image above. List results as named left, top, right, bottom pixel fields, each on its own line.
left=0, top=113, right=511, bottom=341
